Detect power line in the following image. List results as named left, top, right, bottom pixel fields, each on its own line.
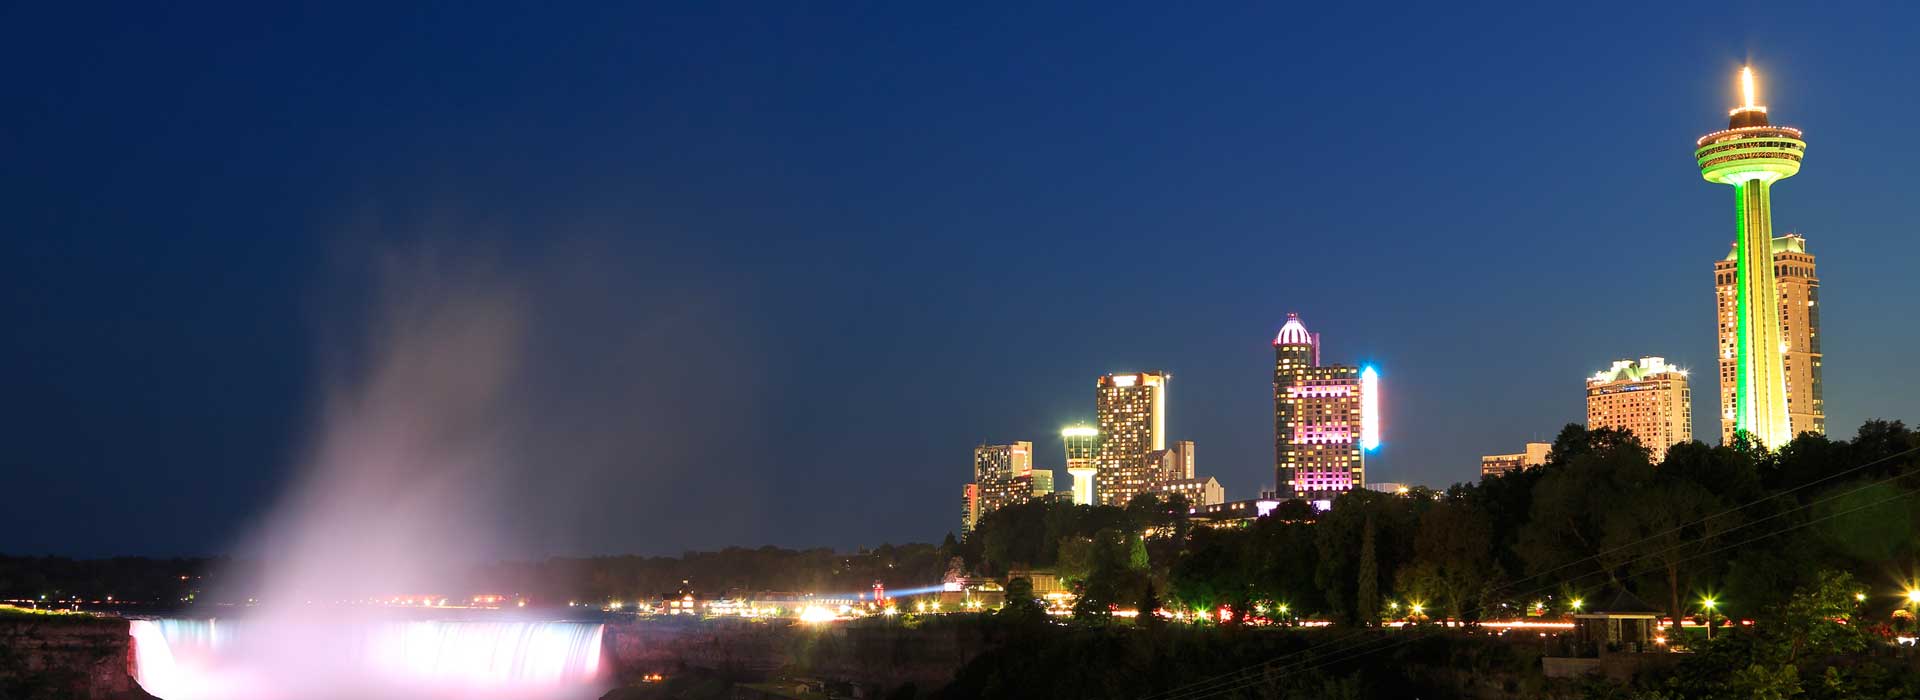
left=1501, top=443, right=1920, bottom=595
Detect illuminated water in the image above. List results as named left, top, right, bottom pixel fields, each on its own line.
left=130, top=617, right=607, bottom=700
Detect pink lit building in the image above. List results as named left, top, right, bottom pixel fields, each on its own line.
left=1272, top=313, right=1373, bottom=499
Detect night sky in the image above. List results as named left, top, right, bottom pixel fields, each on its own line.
left=6, top=3, right=1919, bottom=558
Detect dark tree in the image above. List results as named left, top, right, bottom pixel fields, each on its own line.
left=1396, top=498, right=1496, bottom=621
left=1516, top=426, right=1653, bottom=587
left=997, top=576, right=1048, bottom=627
left=1136, top=581, right=1164, bottom=628
left=1355, top=514, right=1378, bottom=625
left=1070, top=571, right=1115, bottom=624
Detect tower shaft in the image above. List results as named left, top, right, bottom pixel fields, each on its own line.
left=1696, top=66, right=1804, bottom=449
left=1732, top=180, right=1792, bottom=446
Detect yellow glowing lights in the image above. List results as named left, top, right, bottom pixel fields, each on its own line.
left=1061, top=426, right=1098, bottom=438
left=1906, top=589, right=1920, bottom=604
left=1728, top=65, right=1769, bottom=116
left=1570, top=599, right=1584, bottom=611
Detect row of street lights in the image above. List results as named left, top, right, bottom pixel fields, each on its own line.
left=1695, top=586, right=1920, bottom=642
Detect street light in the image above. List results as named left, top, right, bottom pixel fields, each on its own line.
left=1570, top=598, right=1584, bottom=612
left=1906, top=588, right=1920, bottom=604
left=1701, top=598, right=1718, bottom=642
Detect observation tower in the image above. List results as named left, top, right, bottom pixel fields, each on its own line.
left=1062, top=426, right=1098, bottom=506
left=1695, top=66, right=1805, bottom=448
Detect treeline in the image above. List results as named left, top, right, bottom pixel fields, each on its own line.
left=0, top=544, right=952, bottom=606
left=479, top=543, right=951, bottom=602
left=961, top=420, right=1920, bottom=627
left=0, top=556, right=214, bottom=604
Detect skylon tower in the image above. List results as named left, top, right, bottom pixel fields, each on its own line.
left=1695, top=66, right=1805, bottom=449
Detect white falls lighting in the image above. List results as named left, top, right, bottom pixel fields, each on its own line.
left=131, top=618, right=606, bottom=700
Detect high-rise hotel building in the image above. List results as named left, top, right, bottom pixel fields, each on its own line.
left=1094, top=372, right=1168, bottom=507
left=1714, top=234, right=1822, bottom=444
left=1273, top=314, right=1374, bottom=499
left=1586, top=357, right=1692, bottom=462
left=960, top=441, right=1034, bottom=534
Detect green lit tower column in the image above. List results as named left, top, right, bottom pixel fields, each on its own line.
left=1696, top=66, right=1804, bottom=449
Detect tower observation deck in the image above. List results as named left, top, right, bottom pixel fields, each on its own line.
left=1696, top=66, right=1804, bottom=448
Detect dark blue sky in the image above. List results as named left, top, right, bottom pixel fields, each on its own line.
left=6, top=3, right=1918, bottom=558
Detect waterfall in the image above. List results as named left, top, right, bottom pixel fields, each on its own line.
left=130, top=618, right=606, bottom=700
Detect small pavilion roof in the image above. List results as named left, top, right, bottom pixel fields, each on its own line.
left=1575, top=588, right=1663, bottom=618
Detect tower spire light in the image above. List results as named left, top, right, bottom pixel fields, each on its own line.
left=1729, top=65, right=1767, bottom=118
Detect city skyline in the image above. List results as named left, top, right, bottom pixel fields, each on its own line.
left=6, top=3, right=1920, bottom=557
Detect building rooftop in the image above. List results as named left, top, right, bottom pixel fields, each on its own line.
left=1580, top=588, right=1663, bottom=617
left=1589, top=357, right=1687, bottom=384
left=1722, top=233, right=1808, bottom=261
left=1274, top=313, right=1313, bottom=346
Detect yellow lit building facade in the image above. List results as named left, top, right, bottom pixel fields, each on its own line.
left=960, top=441, right=1033, bottom=534
left=1480, top=442, right=1550, bottom=478
left=1155, top=476, right=1224, bottom=507
left=1094, top=372, right=1168, bottom=507
left=1585, top=357, right=1692, bottom=462
left=1714, top=234, right=1823, bottom=444
left=1144, top=440, right=1196, bottom=484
